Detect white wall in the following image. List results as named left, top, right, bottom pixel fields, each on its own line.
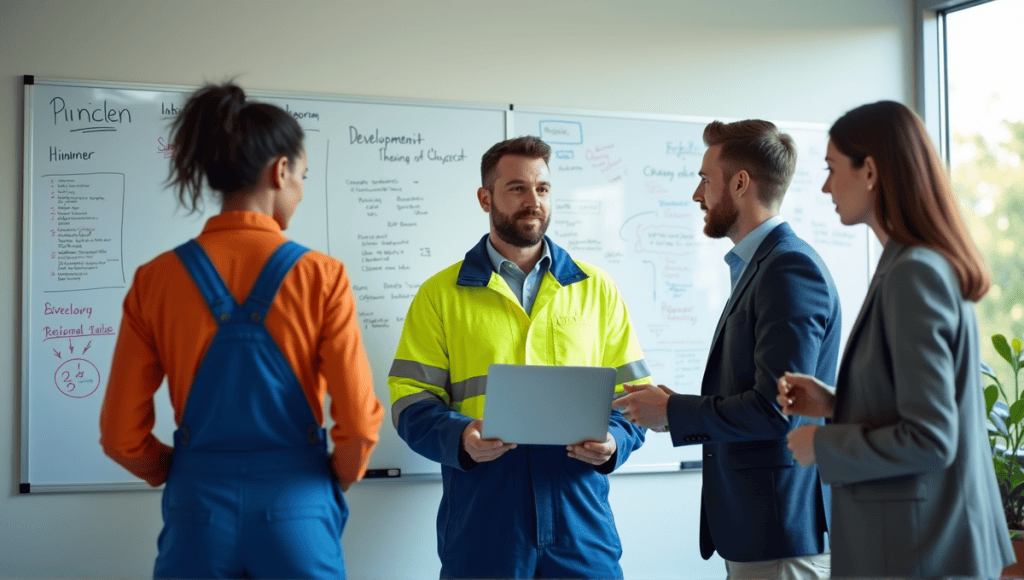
left=0, top=1, right=912, bottom=578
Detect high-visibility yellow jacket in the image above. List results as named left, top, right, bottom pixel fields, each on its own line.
left=388, top=234, right=650, bottom=577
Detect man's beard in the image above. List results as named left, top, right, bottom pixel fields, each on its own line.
left=703, top=187, right=739, bottom=239
left=492, top=206, right=550, bottom=248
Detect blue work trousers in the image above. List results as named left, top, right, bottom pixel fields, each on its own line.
left=155, top=446, right=347, bottom=579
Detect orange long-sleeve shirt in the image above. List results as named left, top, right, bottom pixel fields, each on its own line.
left=100, top=211, right=384, bottom=487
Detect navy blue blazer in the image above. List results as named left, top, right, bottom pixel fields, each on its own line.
left=667, top=222, right=839, bottom=562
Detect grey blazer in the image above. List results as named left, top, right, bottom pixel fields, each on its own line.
left=815, top=240, right=1014, bottom=578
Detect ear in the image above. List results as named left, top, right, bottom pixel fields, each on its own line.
left=732, top=169, right=752, bottom=198
left=863, top=155, right=878, bottom=191
left=270, top=156, right=290, bottom=190
left=477, top=187, right=491, bottom=212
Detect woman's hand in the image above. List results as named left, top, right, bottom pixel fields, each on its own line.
left=777, top=371, right=836, bottom=419
left=787, top=424, right=819, bottom=466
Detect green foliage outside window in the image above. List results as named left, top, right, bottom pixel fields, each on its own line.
left=952, top=120, right=1024, bottom=393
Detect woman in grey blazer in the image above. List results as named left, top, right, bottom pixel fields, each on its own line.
left=776, top=100, right=1014, bottom=578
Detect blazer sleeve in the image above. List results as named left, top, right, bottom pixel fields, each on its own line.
left=814, top=256, right=960, bottom=484
left=667, top=249, right=836, bottom=444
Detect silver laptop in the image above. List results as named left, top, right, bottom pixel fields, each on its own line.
left=481, top=364, right=617, bottom=445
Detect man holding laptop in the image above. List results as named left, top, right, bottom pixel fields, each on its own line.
left=388, top=135, right=650, bottom=579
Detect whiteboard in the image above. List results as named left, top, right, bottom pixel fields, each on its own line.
left=20, top=78, right=870, bottom=491
left=20, top=77, right=507, bottom=491
left=512, top=108, right=871, bottom=467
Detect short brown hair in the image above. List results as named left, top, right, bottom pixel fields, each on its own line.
left=480, top=136, right=551, bottom=189
left=830, top=100, right=990, bottom=301
left=703, top=120, right=797, bottom=206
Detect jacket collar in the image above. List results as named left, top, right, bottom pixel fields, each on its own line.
left=838, top=237, right=906, bottom=360
left=709, top=222, right=794, bottom=345
left=730, top=221, right=792, bottom=301
left=457, top=234, right=588, bottom=287
left=873, top=237, right=906, bottom=278
left=833, top=238, right=907, bottom=417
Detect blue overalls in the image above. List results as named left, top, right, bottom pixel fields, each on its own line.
left=154, top=240, right=348, bottom=580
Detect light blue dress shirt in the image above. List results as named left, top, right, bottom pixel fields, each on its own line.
left=725, top=216, right=785, bottom=293
left=486, top=237, right=552, bottom=316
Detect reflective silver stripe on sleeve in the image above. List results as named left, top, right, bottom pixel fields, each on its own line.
left=391, top=391, right=445, bottom=429
left=616, top=359, right=651, bottom=384
left=450, top=375, right=486, bottom=405
left=389, top=359, right=450, bottom=388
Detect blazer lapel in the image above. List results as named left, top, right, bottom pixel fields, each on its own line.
left=833, top=240, right=905, bottom=418
left=707, top=223, right=792, bottom=365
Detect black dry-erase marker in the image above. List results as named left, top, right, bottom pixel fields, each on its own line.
left=364, top=468, right=401, bottom=478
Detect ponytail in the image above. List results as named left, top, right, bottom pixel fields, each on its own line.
left=168, top=82, right=304, bottom=212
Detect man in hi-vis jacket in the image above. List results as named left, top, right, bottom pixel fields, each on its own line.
left=388, top=136, right=649, bottom=579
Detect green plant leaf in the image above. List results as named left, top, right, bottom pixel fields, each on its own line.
left=1013, top=338, right=1023, bottom=357
left=987, top=385, right=1000, bottom=413
left=1009, top=400, right=1024, bottom=426
left=994, top=334, right=1014, bottom=366
left=1011, top=471, right=1024, bottom=492
left=995, top=457, right=1010, bottom=481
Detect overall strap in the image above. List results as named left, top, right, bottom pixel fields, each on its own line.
left=242, top=241, right=309, bottom=319
left=174, top=239, right=237, bottom=322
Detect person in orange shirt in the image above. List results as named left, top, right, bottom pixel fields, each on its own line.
left=99, top=82, right=384, bottom=580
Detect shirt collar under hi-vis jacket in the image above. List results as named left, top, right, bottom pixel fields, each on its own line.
left=456, top=234, right=589, bottom=288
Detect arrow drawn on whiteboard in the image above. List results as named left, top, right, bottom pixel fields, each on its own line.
left=643, top=260, right=656, bottom=300
left=619, top=211, right=658, bottom=241
left=52, top=348, right=62, bottom=360
left=69, top=339, right=74, bottom=354
left=83, top=340, right=92, bottom=354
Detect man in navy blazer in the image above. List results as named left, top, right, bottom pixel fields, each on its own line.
left=615, top=120, right=839, bottom=580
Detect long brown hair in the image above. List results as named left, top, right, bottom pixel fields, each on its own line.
left=829, top=101, right=990, bottom=301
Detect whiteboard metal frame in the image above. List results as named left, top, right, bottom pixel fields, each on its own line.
left=26, top=76, right=513, bottom=114
left=20, top=78, right=35, bottom=493
left=510, top=104, right=832, bottom=132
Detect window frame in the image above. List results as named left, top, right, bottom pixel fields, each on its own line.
left=915, top=0, right=1000, bottom=163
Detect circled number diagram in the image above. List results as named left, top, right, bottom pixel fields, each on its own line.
left=54, top=358, right=100, bottom=398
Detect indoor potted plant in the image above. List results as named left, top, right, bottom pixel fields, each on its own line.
left=982, top=333, right=1024, bottom=577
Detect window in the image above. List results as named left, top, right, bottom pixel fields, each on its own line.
left=920, top=0, right=1024, bottom=365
